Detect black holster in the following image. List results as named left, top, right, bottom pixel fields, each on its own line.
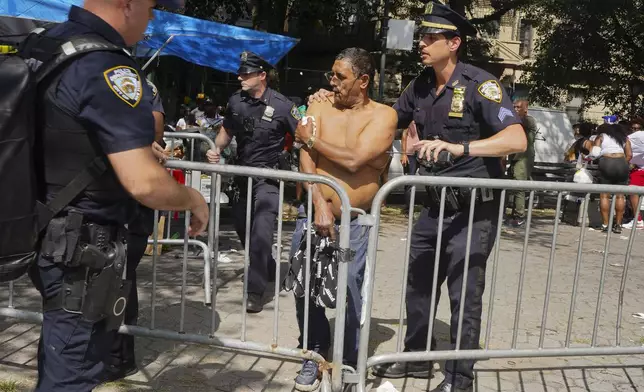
left=41, top=212, right=130, bottom=330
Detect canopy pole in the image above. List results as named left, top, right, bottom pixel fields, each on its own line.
left=142, top=34, right=175, bottom=71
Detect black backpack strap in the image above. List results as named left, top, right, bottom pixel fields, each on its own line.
left=37, top=157, right=108, bottom=232
left=35, top=36, right=125, bottom=83
left=34, top=36, right=128, bottom=232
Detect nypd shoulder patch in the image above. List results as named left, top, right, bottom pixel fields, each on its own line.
left=103, top=66, right=143, bottom=108
left=478, top=80, right=502, bottom=103
left=146, top=79, right=158, bottom=98
left=291, top=105, right=302, bottom=120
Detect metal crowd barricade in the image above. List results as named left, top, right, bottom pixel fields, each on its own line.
left=0, top=160, right=353, bottom=392
left=350, top=176, right=644, bottom=392
left=159, top=131, right=218, bottom=305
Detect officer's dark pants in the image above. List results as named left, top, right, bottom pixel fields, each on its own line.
left=30, top=240, right=114, bottom=390
left=108, top=231, right=146, bottom=369
left=232, top=178, right=280, bottom=295
left=290, top=206, right=370, bottom=367
left=109, top=207, right=154, bottom=369
left=404, top=200, right=499, bottom=389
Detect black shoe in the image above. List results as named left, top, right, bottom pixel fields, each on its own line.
left=372, top=361, right=432, bottom=379
left=104, top=362, right=139, bottom=383
left=613, top=224, right=623, bottom=234
left=246, top=293, right=263, bottom=313
left=431, top=380, right=473, bottom=392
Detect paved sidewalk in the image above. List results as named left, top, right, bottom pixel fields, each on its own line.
left=1, top=209, right=644, bottom=391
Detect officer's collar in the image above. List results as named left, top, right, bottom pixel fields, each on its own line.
left=428, top=61, right=466, bottom=90
left=241, top=87, right=271, bottom=104
left=68, top=6, right=127, bottom=47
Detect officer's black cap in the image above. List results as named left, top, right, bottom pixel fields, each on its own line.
left=417, top=1, right=477, bottom=37
left=238, top=51, right=273, bottom=75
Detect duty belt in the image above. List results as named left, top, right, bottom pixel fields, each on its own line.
left=425, top=186, right=495, bottom=215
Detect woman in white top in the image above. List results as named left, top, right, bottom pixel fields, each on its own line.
left=591, top=124, right=632, bottom=233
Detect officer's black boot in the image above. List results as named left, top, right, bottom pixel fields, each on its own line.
left=372, top=361, right=433, bottom=379
left=247, top=293, right=263, bottom=313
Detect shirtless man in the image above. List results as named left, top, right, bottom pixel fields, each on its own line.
left=289, top=47, right=396, bottom=391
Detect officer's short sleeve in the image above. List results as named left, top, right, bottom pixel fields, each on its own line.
left=146, top=80, right=165, bottom=115
left=393, top=79, right=415, bottom=129
left=222, top=95, right=238, bottom=136
left=72, top=52, right=154, bottom=154
left=284, top=102, right=301, bottom=135
left=474, top=78, right=521, bottom=134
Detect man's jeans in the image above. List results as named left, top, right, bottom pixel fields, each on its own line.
left=290, top=206, right=370, bottom=367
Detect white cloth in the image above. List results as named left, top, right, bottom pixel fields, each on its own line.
left=191, top=108, right=205, bottom=122
left=175, top=118, right=187, bottom=130
left=599, top=134, right=625, bottom=155
left=629, top=131, right=644, bottom=167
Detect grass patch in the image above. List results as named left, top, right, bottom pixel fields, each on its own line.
left=0, top=380, right=19, bottom=392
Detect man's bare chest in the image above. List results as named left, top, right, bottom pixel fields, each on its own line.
left=319, top=110, right=371, bottom=146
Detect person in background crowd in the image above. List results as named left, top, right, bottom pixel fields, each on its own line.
left=565, top=122, right=595, bottom=162
left=507, top=99, right=537, bottom=227
left=624, top=118, right=644, bottom=229
left=588, top=123, right=632, bottom=233
left=198, top=99, right=221, bottom=129
left=191, top=93, right=206, bottom=123
left=175, top=105, right=194, bottom=131
left=630, top=117, right=643, bottom=134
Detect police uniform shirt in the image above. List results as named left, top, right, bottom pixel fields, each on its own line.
left=394, top=62, right=521, bottom=178
left=43, top=6, right=156, bottom=223
left=147, top=79, right=165, bottom=115
left=223, top=87, right=300, bottom=167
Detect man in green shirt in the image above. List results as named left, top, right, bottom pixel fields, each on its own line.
left=508, top=99, right=538, bottom=226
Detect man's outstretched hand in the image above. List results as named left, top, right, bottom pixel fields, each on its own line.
left=307, top=89, right=333, bottom=104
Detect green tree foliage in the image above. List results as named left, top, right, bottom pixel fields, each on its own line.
left=524, top=0, right=644, bottom=115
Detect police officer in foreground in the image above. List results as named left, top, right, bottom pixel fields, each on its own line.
left=371, top=3, right=527, bottom=391
left=107, top=79, right=168, bottom=382
left=206, top=51, right=300, bottom=313
left=29, top=1, right=209, bottom=390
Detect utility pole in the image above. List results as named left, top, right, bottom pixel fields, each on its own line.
left=378, top=0, right=391, bottom=102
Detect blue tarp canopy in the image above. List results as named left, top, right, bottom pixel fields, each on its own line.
left=0, top=0, right=299, bottom=73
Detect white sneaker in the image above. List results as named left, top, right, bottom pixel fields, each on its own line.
left=623, top=220, right=644, bottom=229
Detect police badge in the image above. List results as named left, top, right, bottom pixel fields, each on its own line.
left=241, top=51, right=248, bottom=62
left=262, top=106, right=275, bottom=122
left=449, top=86, right=466, bottom=118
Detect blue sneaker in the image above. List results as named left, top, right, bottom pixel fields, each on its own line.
left=294, top=360, right=320, bottom=391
